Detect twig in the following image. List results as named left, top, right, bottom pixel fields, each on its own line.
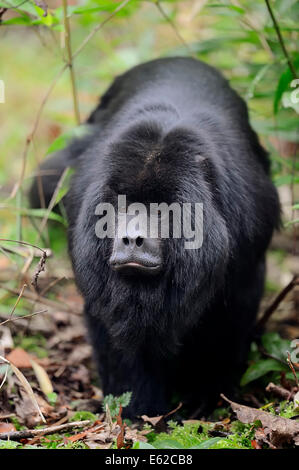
left=258, top=346, right=288, bottom=366
left=8, top=66, right=68, bottom=200
left=0, top=309, right=47, bottom=327
left=0, top=238, right=47, bottom=255
left=266, top=382, right=293, bottom=400
left=0, top=366, right=9, bottom=390
left=0, top=420, right=92, bottom=441
left=231, top=0, right=274, bottom=58
left=8, top=283, right=27, bottom=321
left=35, top=167, right=69, bottom=243
left=62, top=0, right=80, bottom=124
left=256, top=275, right=299, bottom=331
left=0, top=284, right=81, bottom=315
left=72, top=0, right=132, bottom=61
left=265, top=0, right=297, bottom=79
left=154, top=0, right=192, bottom=55
left=9, top=0, right=132, bottom=201
left=32, top=251, right=47, bottom=289
left=40, top=276, right=65, bottom=296
left=0, top=355, right=46, bottom=423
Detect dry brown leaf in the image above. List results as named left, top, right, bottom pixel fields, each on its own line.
left=141, top=403, right=182, bottom=432
left=141, top=414, right=163, bottom=426
left=222, top=394, right=299, bottom=447
left=0, top=422, right=15, bottom=433
left=67, top=425, right=104, bottom=443
left=0, top=354, right=46, bottom=424
left=15, top=395, right=43, bottom=428
left=125, top=427, right=147, bottom=443
left=6, top=348, right=32, bottom=368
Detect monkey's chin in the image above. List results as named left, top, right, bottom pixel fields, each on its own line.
left=110, top=261, right=162, bottom=276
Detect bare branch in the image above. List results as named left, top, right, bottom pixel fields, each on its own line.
left=0, top=284, right=81, bottom=315
left=0, top=238, right=47, bottom=255
left=0, top=420, right=92, bottom=441
left=9, top=0, right=132, bottom=199
left=0, top=309, right=47, bottom=327
left=154, top=0, right=192, bottom=55
left=256, top=275, right=299, bottom=331
left=265, top=0, right=297, bottom=79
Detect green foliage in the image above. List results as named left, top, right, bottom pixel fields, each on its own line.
left=0, top=439, right=21, bottom=449
left=47, top=392, right=58, bottom=407
left=274, top=400, right=298, bottom=419
left=14, top=333, right=48, bottom=359
left=1, top=0, right=298, bottom=244
left=70, top=410, right=98, bottom=423
left=38, top=433, right=89, bottom=449
left=137, top=420, right=257, bottom=449
left=102, top=391, right=132, bottom=417
left=241, top=332, right=299, bottom=387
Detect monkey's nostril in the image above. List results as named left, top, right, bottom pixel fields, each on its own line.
left=136, top=237, right=143, bottom=247
left=122, top=237, right=129, bottom=246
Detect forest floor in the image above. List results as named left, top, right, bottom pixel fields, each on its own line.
left=0, top=230, right=298, bottom=450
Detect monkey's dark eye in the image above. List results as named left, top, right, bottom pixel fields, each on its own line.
left=122, top=237, right=129, bottom=245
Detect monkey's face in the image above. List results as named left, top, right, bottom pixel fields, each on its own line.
left=109, top=213, right=163, bottom=277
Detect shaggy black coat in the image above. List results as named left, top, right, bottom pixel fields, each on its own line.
left=30, top=57, right=280, bottom=418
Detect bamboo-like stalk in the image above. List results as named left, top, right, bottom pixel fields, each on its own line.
left=62, top=0, right=80, bottom=125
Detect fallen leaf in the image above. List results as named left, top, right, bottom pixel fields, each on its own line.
left=0, top=422, right=15, bottom=433
left=141, top=403, right=182, bottom=433
left=0, top=354, right=46, bottom=424
left=221, top=394, right=299, bottom=447
left=67, top=422, right=104, bottom=443
left=251, top=439, right=262, bottom=449
left=6, top=348, right=32, bottom=368
left=30, top=358, right=53, bottom=396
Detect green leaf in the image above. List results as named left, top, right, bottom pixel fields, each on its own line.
left=153, top=439, right=184, bottom=449
left=47, top=392, right=58, bottom=406
left=102, top=391, right=132, bottom=417
left=2, top=16, right=32, bottom=25
left=261, top=332, right=291, bottom=362
left=133, top=441, right=155, bottom=449
left=240, top=358, right=288, bottom=386
left=274, top=57, right=299, bottom=114
left=54, top=168, right=74, bottom=205
left=1, top=207, right=67, bottom=226
left=285, top=218, right=299, bottom=227
left=190, top=437, right=221, bottom=449
left=273, top=174, right=299, bottom=187
left=46, top=125, right=92, bottom=156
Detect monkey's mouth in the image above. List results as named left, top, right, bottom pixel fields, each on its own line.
left=110, top=261, right=162, bottom=276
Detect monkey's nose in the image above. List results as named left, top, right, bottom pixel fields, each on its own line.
left=121, top=235, right=144, bottom=247
left=109, top=233, right=162, bottom=276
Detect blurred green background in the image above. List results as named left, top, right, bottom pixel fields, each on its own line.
left=0, top=0, right=298, bottom=259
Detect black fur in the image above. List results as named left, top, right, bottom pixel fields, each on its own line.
left=30, top=57, right=280, bottom=418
